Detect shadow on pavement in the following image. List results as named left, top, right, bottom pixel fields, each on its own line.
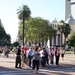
left=45, top=63, right=75, bottom=72
left=0, top=66, right=74, bottom=75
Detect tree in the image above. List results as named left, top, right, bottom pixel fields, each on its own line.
left=68, top=33, right=75, bottom=47
left=17, top=5, right=31, bottom=46
left=5, top=34, right=11, bottom=46
left=62, top=23, right=71, bottom=44
left=0, top=25, right=6, bottom=39
left=0, top=25, right=11, bottom=46
left=12, top=41, right=19, bottom=47
left=18, top=17, right=56, bottom=44
left=58, top=20, right=71, bottom=44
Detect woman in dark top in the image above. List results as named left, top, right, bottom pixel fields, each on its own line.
left=15, top=46, right=22, bottom=68
left=55, top=47, right=60, bottom=65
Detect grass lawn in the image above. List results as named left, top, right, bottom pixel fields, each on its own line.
left=65, top=50, right=74, bottom=54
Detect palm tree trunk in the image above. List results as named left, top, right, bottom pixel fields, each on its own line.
left=23, top=17, right=24, bottom=46
left=60, top=31, right=62, bottom=48
left=64, top=36, right=66, bottom=45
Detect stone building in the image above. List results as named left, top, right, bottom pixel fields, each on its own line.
left=48, top=19, right=64, bottom=47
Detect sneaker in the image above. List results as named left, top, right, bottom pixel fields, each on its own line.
left=31, top=69, right=33, bottom=73
left=36, top=70, right=38, bottom=74
left=36, top=72, right=38, bottom=74
left=15, top=67, right=18, bottom=68
left=19, top=67, right=22, bottom=68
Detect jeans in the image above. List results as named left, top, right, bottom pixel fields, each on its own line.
left=28, top=55, right=32, bottom=67
left=41, top=57, right=46, bottom=67
left=50, top=55, right=54, bottom=65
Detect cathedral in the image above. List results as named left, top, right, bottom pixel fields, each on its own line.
left=47, top=0, right=75, bottom=47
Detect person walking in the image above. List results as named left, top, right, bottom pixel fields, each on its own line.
left=28, top=47, right=33, bottom=67
left=74, top=48, right=75, bottom=54
left=15, top=46, right=22, bottom=68
left=50, top=47, right=54, bottom=65
left=31, top=46, right=40, bottom=74
left=4, top=46, right=9, bottom=58
left=23, top=46, right=29, bottom=66
left=41, top=47, right=47, bottom=67
left=21, top=46, right=25, bottom=67
left=61, top=48, right=65, bottom=61
left=46, top=46, right=49, bottom=65
left=55, top=47, right=60, bottom=66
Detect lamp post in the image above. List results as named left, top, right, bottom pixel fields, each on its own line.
left=59, top=23, right=63, bottom=48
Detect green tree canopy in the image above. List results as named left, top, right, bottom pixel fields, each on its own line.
left=0, top=25, right=11, bottom=46
left=0, top=25, right=6, bottom=39
left=18, top=17, right=56, bottom=44
left=58, top=20, right=71, bottom=44
left=11, top=41, right=19, bottom=47
left=68, top=33, right=75, bottom=47
left=17, top=5, right=31, bottom=20
left=17, top=4, right=31, bottom=46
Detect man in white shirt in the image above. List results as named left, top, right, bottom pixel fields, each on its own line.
left=28, top=47, right=33, bottom=67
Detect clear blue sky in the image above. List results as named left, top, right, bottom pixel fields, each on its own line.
left=0, top=0, right=64, bottom=43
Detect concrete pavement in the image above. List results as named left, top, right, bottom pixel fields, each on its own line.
left=0, top=54, right=75, bottom=75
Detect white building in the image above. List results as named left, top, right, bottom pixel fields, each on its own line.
left=65, top=0, right=75, bottom=36
left=65, top=0, right=71, bottom=20
left=65, top=15, right=75, bottom=32
left=71, top=0, right=75, bottom=19
left=65, top=0, right=75, bottom=20
left=50, top=19, right=64, bottom=47
left=64, top=0, right=75, bottom=40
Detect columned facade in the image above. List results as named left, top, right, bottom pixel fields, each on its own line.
left=51, top=37, right=54, bottom=46
left=50, top=34, right=64, bottom=47
left=50, top=19, right=64, bottom=47
left=56, top=34, right=58, bottom=45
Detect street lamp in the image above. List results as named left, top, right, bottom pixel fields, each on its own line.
left=59, top=23, right=63, bottom=48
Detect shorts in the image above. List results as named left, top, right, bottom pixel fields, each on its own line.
left=61, top=54, right=64, bottom=57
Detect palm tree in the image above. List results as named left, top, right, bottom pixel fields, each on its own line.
left=17, top=5, right=31, bottom=46
left=58, top=20, right=71, bottom=45
left=62, top=23, right=71, bottom=44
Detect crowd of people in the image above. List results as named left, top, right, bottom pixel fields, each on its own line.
left=0, top=46, right=10, bottom=57
left=15, top=45, right=65, bottom=74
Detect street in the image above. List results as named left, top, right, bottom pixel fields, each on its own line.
left=0, top=54, right=75, bottom=75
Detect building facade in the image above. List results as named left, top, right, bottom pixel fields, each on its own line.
left=65, top=0, right=75, bottom=37
left=50, top=19, right=64, bottom=47
left=65, top=0, right=71, bottom=20
left=65, top=0, right=75, bottom=20
left=71, top=0, right=75, bottom=19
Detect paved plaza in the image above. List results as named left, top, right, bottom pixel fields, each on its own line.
left=0, top=54, right=75, bottom=75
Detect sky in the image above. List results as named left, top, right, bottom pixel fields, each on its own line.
left=0, top=0, right=64, bottom=43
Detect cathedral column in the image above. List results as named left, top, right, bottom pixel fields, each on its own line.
left=56, top=34, right=58, bottom=46
left=52, top=37, right=54, bottom=46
